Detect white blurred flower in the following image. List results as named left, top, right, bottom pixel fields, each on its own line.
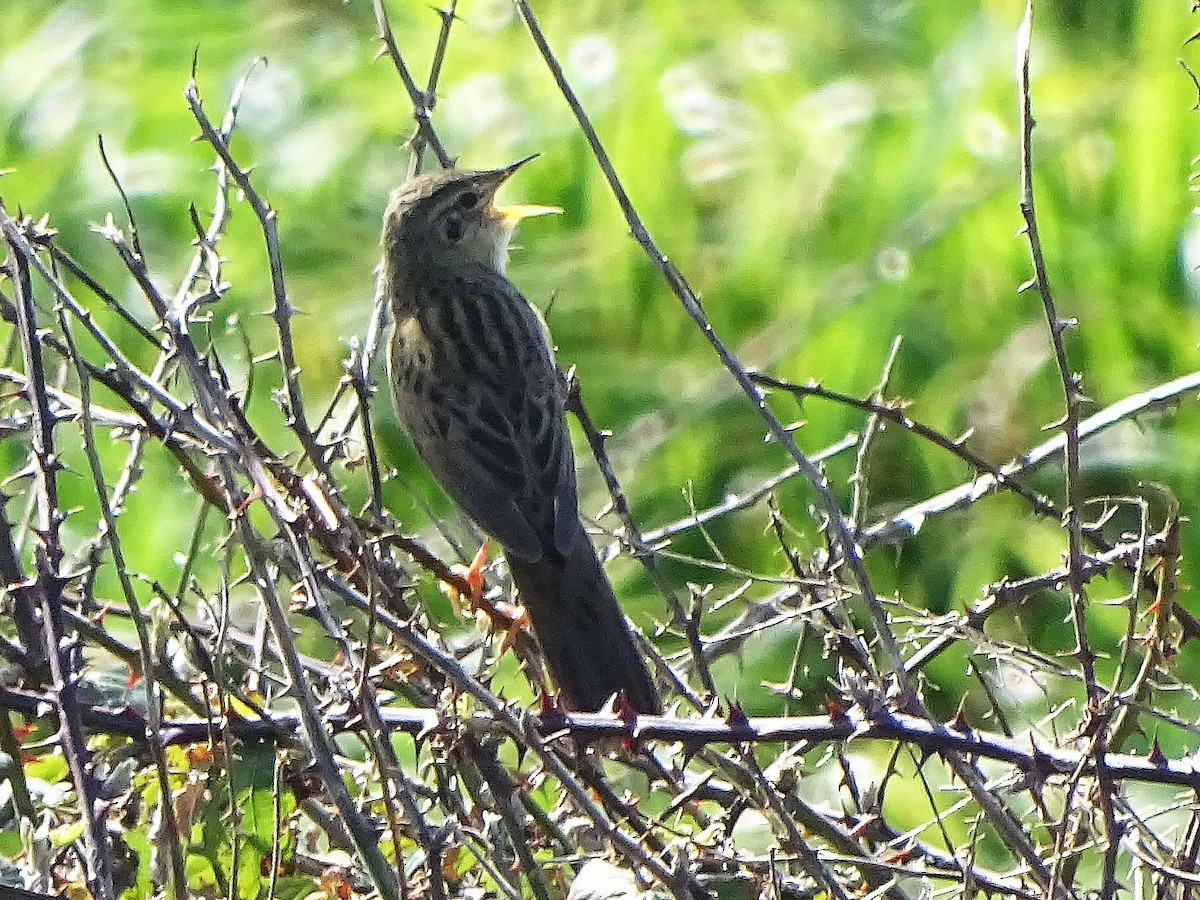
left=964, top=111, right=1010, bottom=160
left=446, top=73, right=517, bottom=136
left=104, top=151, right=180, bottom=197
left=468, top=0, right=514, bottom=33
left=567, top=34, right=617, bottom=87
left=569, top=859, right=656, bottom=900
left=0, top=3, right=94, bottom=109
left=270, top=114, right=353, bottom=191
left=79, top=145, right=184, bottom=202
left=308, top=25, right=359, bottom=78
left=1180, top=221, right=1200, bottom=303
left=26, top=775, right=71, bottom=807
left=657, top=60, right=706, bottom=99
left=791, top=78, right=876, bottom=136
left=659, top=66, right=754, bottom=138
left=931, top=33, right=989, bottom=99
left=1071, top=130, right=1115, bottom=185
left=231, top=60, right=303, bottom=139
left=664, top=85, right=728, bottom=135
left=21, top=73, right=86, bottom=146
left=994, top=660, right=1042, bottom=705
left=740, top=28, right=788, bottom=73
left=681, top=136, right=743, bottom=185
left=875, top=246, right=910, bottom=283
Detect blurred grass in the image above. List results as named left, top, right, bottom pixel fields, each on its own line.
left=2, top=0, right=1200, bottom=731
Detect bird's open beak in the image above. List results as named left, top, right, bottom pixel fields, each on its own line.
left=496, top=203, right=563, bottom=223
left=484, top=155, right=563, bottom=223
left=499, top=154, right=540, bottom=178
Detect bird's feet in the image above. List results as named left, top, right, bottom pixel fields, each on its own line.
left=462, top=540, right=490, bottom=609
left=446, top=542, right=531, bottom=649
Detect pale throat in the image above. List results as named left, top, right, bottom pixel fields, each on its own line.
left=483, top=216, right=517, bottom=274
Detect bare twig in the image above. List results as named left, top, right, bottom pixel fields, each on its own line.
left=371, top=0, right=452, bottom=168
left=60, top=307, right=188, bottom=900
left=5, top=230, right=116, bottom=900
left=1016, top=8, right=1114, bottom=893
left=513, top=0, right=899, bottom=687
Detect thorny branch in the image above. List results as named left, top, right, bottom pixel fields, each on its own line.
left=1, top=4, right=1200, bottom=900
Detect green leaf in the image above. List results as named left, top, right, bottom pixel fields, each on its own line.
left=24, top=753, right=68, bottom=784
left=234, top=738, right=278, bottom=853
left=120, top=829, right=151, bottom=900
left=233, top=737, right=277, bottom=899
left=50, top=821, right=84, bottom=848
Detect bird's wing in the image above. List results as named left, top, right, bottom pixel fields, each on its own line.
left=406, top=271, right=580, bottom=563
left=435, top=391, right=547, bottom=561
left=516, top=313, right=579, bottom=560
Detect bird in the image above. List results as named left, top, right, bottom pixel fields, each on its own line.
left=379, top=157, right=662, bottom=714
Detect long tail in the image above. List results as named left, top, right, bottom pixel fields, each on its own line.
left=507, top=523, right=661, bottom=714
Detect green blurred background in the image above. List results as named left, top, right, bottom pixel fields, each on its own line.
left=2, top=0, right=1199, bottom=732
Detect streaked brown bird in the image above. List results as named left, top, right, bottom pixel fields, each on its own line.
left=380, top=157, right=661, bottom=714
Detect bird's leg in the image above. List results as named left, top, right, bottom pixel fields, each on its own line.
left=495, top=601, right=531, bottom=653
left=447, top=540, right=532, bottom=650
left=448, top=540, right=491, bottom=612
left=463, top=539, right=490, bottom=606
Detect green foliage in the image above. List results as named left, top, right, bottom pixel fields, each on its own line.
left=4, top=0, right=1197, bottom=654
left=5, top=1, right=1200, bottom=896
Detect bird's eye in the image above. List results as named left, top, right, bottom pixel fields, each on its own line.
left=456, top=190, right=479, bottom=210
left=442, top=214, right=465, bottom=242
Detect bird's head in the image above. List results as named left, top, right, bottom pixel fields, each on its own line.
left=382, top=155, right=559, bottom=274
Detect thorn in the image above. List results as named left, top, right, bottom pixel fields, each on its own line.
left=882, top=843, right=916, bottom=865
left=538, top=689, right=564, bottom=719
left=725, top=699, right=751, bottom=733
left=1148, top=736, right=1167, bottom=767
left=616, top=691, right=638, bottom=727
left=826, top=698, right=848, bottom=722
left=846, top=814, right=877, bottom=839
left=948, top=701, right=970, bottom=733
